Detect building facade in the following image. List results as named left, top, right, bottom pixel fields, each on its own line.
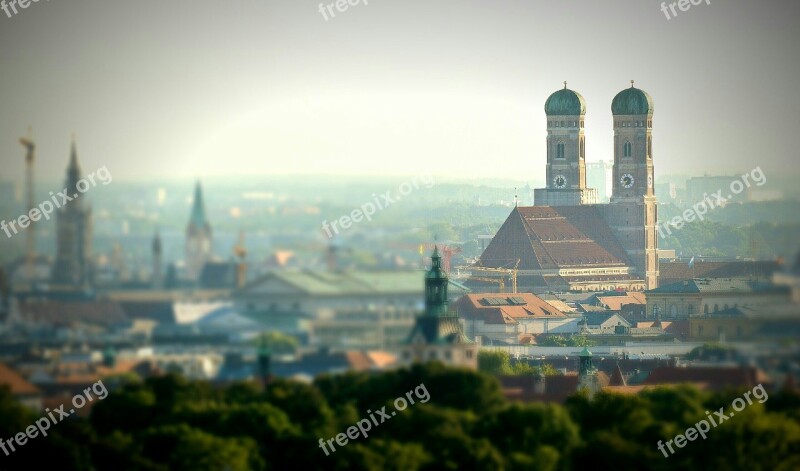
left=479, top=83, right=659, bottom=292
left=645, top=278, right=791, bottom=319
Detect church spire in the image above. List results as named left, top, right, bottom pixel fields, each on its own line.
left=189, top=181, right=210, bottom=231
left=69, top=134, right=79, bottom=168
left=425, top=246, right=448, bottom=317
left=66, top=135, right=82, bottom=194
left=185, top=181, right=213, bottom=281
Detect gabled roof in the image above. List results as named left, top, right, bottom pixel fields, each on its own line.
left=541, top=298, right=576, bottom=313
left=0, top=362, right=39, bottom=396
left=596, top=292, right=647, bottom=310
left=577, top=304, right=610, bottom=313
left=479, top=206, right=633, bottom=270
left=583, top=312, right=631, bottom=327
left=455, top=293, right=568, bottom=325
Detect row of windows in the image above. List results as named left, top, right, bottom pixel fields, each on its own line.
left=554, top=139, right=585, bottom=159
left=619, top=138, right=653, bottom=158
left=704, top=303, right=738, bottom=313
left=549, top=121, right=584, bottom=128
left=652, top=303, right=739, bottom=317
left=617, top=120, right=652, bottom=128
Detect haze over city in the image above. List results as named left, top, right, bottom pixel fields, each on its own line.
left=1, top=2, right=800, bottom=470
left=1, top=0, right=799, bottom=181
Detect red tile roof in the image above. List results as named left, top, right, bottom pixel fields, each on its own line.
left=480, top=207, right=632, bottom=270
left=643, top=366, right=769, bottom=391
left=597, top=293, right=647, bottom=310
left=455, top=293, right=568, bottom=325
left=0, top=362, right=40, bottom=396
left=500, top=372, right=610, bottom=403
left=52, top=359, right=143, bottom=385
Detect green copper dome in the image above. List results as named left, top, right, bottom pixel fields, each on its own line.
left=612, top=84, right=654, bottom=115
left=545, top=86, right=586, bottom=116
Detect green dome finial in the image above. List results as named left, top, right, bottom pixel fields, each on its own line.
left=545, top=84, right=586, bottom=116
left=612, top=83, right=654, bottom=115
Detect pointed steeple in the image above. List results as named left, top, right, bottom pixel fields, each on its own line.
left=188, top=181, right=210, bottom=231
left=65, top=134, right=82, bottom=194
left=69, top=134, right=79, bottom=169
left=185, top=181, right=213, bottom=281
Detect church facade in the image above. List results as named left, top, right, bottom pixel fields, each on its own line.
left=479, top=83, right=659, bottom=292
left=401, top=247, right=477, bottom=370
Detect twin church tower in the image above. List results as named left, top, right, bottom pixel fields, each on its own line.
left=534, top=81, right=655, bottom=206
left=480, top=82, right=659, bottom=291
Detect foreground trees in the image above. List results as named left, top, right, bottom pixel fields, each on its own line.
left=0, top=363, right=798, bottom=470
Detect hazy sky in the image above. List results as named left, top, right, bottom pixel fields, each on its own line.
left=0, top=0, right=798, bottom=182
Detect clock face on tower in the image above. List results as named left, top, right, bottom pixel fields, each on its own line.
left=554, top=175, right=567, bottom=189
left=621, top=174, right=635, bottom=189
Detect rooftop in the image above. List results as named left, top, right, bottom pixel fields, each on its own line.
left=240, top=269, right=470, bottom=297
left=647, top=278, right=788, bottom=295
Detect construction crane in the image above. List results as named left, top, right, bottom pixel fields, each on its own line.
left=431, top=244, right=462, bottom=273
left=233, top=230, right=247, bottom=288
left=394, top=242, right=463, bottom=274
left=19, top=128, right=35, bottom=280
left=470, top=276, right=505, bottom=293
left=470, top=259, right=520, bottom=293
